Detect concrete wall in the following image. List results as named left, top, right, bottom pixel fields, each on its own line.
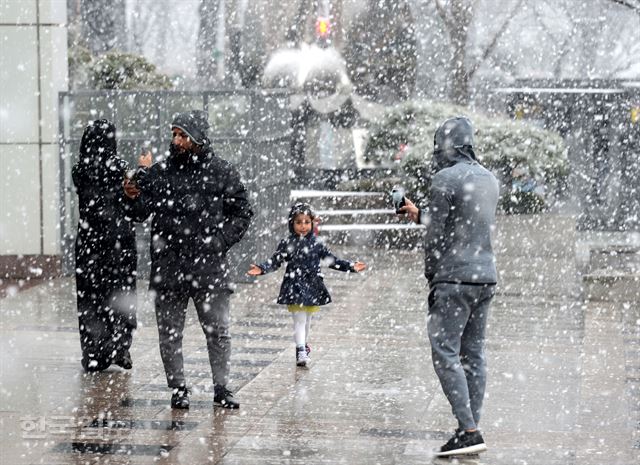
left=0, top=0, right=67, bottom=275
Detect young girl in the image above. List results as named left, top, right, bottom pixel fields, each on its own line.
left=248, top=203, right=366, bottom=366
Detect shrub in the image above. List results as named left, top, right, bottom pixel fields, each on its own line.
left=68, top=44, right=94, bottom=90
left=90, top=52, right=173, bottom=90
left=363, top=100, right=568, bottom=213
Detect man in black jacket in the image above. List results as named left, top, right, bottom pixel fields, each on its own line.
left=125, top=110, right=253, bottom=409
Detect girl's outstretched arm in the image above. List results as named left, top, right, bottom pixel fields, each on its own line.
left=352, top=261, right=366, bottom=272
left=254, top=239, right=289, bottom=274
left=320, top=244, right=366, bottom=273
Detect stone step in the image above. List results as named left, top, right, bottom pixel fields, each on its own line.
left=316, top=208, right=399, bottom=225
left=291, top=189, right=418, bottom=247
left=587, top=245, right=640, bottom=273
left=317, top=223, right=425, bottom=248
left=583, top=271, right=640, bottom=302
left=291, top=189, right=389, bottom=210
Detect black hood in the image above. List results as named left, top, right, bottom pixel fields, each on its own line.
left=171, top=110, right=211, bottom=147
left=73, top=119, right=128, bottom=191
left=79, top=119, right=117, bottom=161
left=432, top=116, right=477, bottom=173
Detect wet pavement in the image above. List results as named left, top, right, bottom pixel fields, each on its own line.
left=0, top=214, right=638, bottom=465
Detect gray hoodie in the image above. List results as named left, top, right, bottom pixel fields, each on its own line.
left=420, top=117, right=499, bottom=284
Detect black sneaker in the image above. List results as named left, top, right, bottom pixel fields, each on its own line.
left=170, top=387, right=190, bottom=409
left=434, top=430, right=486, bottom=457
left=214, top=385, right=239, bottom=409
left=113, top=350, right=133, bottom=370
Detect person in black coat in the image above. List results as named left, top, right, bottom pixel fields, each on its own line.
left=73, top=119, right=147, bottom=372
left=124, top=110, right=253, bottom=409
left=247, top=203, right=366, bottom=367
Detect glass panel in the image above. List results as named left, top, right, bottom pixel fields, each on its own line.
left=206, top=93, right=251, bottom=137
left=117, top=139, right=148, bottom=166
left=116, top=92, right=163, bottom=141
left=213, top=140, right=251, bottom=169
left=69, top=94, right=116, bottom=139
left=160, top=93, right=205, bottom=125
left=252, top=91, right=291, bottom=138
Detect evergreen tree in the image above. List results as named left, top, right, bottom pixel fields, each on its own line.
left=344, top=0, right=417, bottom=102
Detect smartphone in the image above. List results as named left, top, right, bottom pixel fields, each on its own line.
left=391, top=186, right=406, bottom=213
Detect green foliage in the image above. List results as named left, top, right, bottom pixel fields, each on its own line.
left=363, top=110, right=414, bottom=164
left=68, top=44, right=94, bottom=90
left=89, top=52, right=173, bottom=90
left=364, top=100, right=568, bottom=213
left=501, top=190, right=546, bottom=214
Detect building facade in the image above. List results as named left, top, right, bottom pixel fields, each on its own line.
left=0, top=0, right=68, bottom=278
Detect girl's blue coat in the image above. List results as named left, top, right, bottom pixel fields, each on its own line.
left=257, top=232, right=354, bottom=306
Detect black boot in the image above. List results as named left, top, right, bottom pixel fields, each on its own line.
left=214, top=385, right=239, bottom=409
left=170, top=387, right=190, bottom=409
left=113, top=350, right=133, bottom=370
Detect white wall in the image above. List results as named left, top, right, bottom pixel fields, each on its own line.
left=0, top=0, right=68, bottom=255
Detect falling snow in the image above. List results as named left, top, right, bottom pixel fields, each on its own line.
left=1, top=0, right=639, bottom=464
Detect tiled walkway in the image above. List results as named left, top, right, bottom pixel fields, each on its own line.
left=0, top=214, right=638, bottom=464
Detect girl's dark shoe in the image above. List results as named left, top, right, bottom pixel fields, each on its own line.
left=214, top=385, right=239, bottom=409
left=170, top=387, right=190, bottom=409
left=434, top=430, right=487, bottom=457
left=296, top=346, right=309, bottom=366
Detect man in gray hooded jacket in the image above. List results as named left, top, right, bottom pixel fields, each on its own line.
left=400, top=116, right=499, bottom=457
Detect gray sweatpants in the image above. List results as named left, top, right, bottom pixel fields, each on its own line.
left=154, top=287, right=231, bottom=389
left=427, top=282, right=495, bottom=431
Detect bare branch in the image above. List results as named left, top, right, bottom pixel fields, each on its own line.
left=529, top=3, right=562, bottom=77
left=468, top=0, right=524, bottom=79
left=286, top=0, right=310, bottom=45
left=608, top=0, right=640, bottom=12
left=532, top=0, right=565, bottom=40
left=434, top=0, right=454, bottom=30
left=129, top=0, right=161, bottom=55
left=450, top=0, right=472, bottom=26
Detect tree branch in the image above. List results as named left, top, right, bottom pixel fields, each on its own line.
left=286, top=0, right=312, bottom=45
left=468, top=0, right=523, bottom=79
left=530, top=0, right=572, bottom=77
left=608, top=0, right=640, bottom=11
left=434, top=0, right=454, bottom=30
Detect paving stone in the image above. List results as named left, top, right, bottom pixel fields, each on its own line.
left=0, top=214, right=638, bottom=464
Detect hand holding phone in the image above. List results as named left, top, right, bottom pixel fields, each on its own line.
left=138, top=148, right=152, bottom=167
left=123, top=176, right=140, bottom=199
left=391, top=186, right=406, bottom=213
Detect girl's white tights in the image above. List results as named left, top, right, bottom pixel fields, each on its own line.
left=292, top=311, right=312, bottom=347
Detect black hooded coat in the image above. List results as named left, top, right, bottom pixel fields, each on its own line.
left=72, top=120, right=145, bottom=371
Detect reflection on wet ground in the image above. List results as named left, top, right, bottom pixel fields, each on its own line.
left=0, top=215, right=638, bottom=464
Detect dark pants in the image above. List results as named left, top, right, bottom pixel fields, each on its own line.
left=427, top=283, right=495, bottom=431
left=76, top=244, right=137, bottom=372
left=154, top=287, right=231, bottom=389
